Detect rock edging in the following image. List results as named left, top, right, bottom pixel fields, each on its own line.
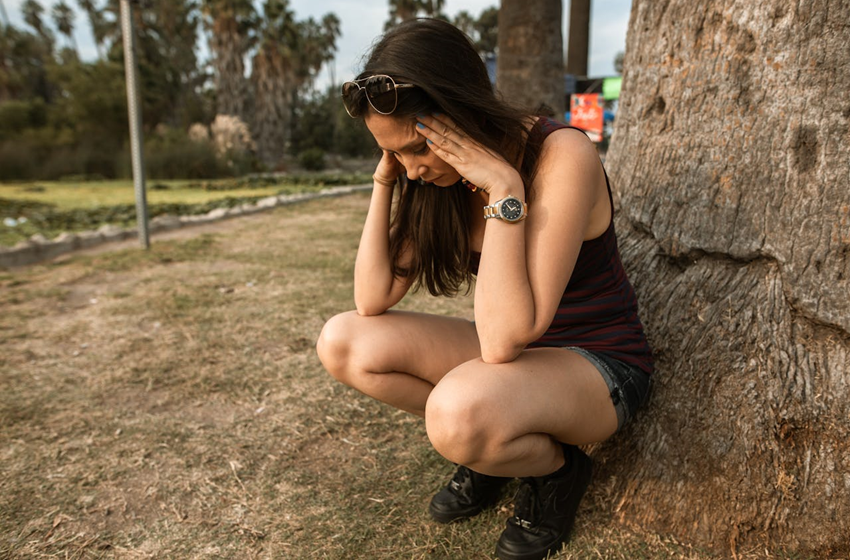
left=0, top=184, right=372, bottom=268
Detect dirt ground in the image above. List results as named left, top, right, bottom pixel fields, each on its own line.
left=0, top=193, right=731, bottom=559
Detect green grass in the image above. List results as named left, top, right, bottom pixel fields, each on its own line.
left=0, top=173, right=371, bottom=247
left=0, top=193, right=787, bottom=559
left=0, top=180, right=283, bottom=209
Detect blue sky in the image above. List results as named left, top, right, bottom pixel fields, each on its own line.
left=3, top=0, right=632, bottom=86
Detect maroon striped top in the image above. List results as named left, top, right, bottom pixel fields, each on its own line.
left=471, top=118, right=654, bottom=374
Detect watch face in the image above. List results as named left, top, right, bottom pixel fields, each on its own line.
left=500, top=197, right=524, bottom=221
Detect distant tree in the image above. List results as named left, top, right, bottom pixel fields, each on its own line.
left=293, top=15, right=335, bottom=89
left=613, top=50, right=624, bottom=74
left=90, top=0, right=206, bottom=129
left=201, top=0, right=256, bottom=119
left=0, top=24, right=52, bottom=101
left=565, top=0, right=590, bottom=76
left=473, top=6, right=498, bottom=56
left=21, top=0, right=54, bottom=49
left=251, top=0, right=297, bottom=167
left=452, top=9, right=474, bottom=37
left=76, top=0, right=107, bottom=58
left=497, top=0, right=564, bottom=118
left=51, top=1, right=77, bottom=53
left=251, top=0, right=340, bottom=167
left=318, top=13, right=341, bottom=86
left=385, top=0, right=444, bottom=30
left=451, top=5, right=497, bottom=57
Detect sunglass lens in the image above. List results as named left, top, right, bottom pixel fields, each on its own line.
left=364, top=76, right=397, bottom=114
left=341, top=82, right=363, bottom=116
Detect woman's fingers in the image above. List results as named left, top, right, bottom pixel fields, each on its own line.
left=416, top=113, right=465, bottom=145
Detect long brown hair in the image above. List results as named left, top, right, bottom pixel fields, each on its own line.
left=351, top=18, right=545, bottom=296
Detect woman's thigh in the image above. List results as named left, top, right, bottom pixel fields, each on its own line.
left=426, top=347, right=619, bottom=451
left=317, top=309, right=482, bottom=385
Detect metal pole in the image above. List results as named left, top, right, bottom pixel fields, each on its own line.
left=120, top=0, right=150, bottom=249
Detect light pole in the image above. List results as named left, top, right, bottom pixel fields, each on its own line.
left=120, top=0, right=150, bottom=249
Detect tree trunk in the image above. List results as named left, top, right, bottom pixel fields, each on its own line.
left=496, top=0, right=564, bottom=119
left=210, top=15, right=247, bottom=119
left=251, top=48, right=292, bottom=169
left=565, top=0, right=590, bottom=76
left=599, top=0, right=850, bottom=556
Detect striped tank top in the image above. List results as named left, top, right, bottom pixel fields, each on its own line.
left=471, top=117, right=654, bottom=374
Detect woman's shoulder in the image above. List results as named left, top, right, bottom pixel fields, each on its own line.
left=536, top=120, right=601, bottom=173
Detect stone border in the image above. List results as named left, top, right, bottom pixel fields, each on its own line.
left=0, top=184, right=372, bottom=268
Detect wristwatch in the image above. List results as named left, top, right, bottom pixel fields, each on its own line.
left=483, top=196, right=528, bottom=223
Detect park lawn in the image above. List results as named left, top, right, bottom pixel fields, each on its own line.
left=1, top=193, right=748, bottom=559
left=0, top=175, right=371, bottom=247
left=0, top=179, right=285, bottom=210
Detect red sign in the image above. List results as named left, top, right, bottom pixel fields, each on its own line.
left=570, top=93, right=603, bottom=142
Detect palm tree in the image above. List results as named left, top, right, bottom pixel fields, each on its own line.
left=21, top=0, right=54, bottom=48
left=320, top=12, right=340, bottom=87
left=250, top=1, right=340, bottom=167
left=496, top=0, right=564, bottom=118
left=201, top=0, right=256, bottom=119
left=452, top=10, right=475, bottom=38
left=474, top=6, right=498, bottom=56
left=51, top=1, right=77, bottom=53
left=385, top=0, right=444, bottom=30
left=251, top=0, right=297, bottom=166
left=76, top=0, right=107, bottom=58
left=565, top=0, right=590, bottom=76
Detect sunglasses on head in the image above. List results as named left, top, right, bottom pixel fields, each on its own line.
left=341, top=74, right=415, bottom=117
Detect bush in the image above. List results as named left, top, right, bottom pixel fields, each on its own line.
left=0, top=122, right=121, bottom=181
left=298, top=148, right=327, bottom=171
left=145, top=139, right=222, bottom=180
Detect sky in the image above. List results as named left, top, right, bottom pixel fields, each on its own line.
left=3, top=0, right=633, bottom=88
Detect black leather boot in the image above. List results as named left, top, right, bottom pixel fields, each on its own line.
left=429, top=465, right=513, bottom=523
left=495, top=445, right=592, bottom=560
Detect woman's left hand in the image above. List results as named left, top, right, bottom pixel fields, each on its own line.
left=415, top=113, right=523, bottom=196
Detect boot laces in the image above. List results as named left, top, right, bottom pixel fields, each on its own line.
left=512, top=478, right=541, bottom=530
left=449, top=465, right=472, bottom=496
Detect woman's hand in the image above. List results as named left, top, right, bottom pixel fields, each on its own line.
left=414, top=113, right=523, bottom=197
left=373, top=149, right=403, bottom=188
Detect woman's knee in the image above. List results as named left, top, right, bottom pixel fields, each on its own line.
left=425, top=371, right=498, bottom=466
left=316, top=310, right=361, bottom=382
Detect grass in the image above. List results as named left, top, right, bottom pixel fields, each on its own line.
left=0, top=173, right=372, bottom=247
left=0, top=180, right=283, bottom=210
left=0, top=192, right=775, bottom=559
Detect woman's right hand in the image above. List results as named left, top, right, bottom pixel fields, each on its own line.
left=373, top=150, right=402, bottom=188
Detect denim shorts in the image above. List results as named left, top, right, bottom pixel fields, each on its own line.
left=565, top=346, right=652, bottom=431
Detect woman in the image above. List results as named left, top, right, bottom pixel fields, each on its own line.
left=316, top=18, right=652, bottom=560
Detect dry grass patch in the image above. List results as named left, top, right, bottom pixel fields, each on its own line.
left=1, top=192, right=796, bottom=559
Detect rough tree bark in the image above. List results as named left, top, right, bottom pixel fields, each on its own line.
left=496, top=0, right=565, bottom=118
left=598, top=0, right=850, bottom=556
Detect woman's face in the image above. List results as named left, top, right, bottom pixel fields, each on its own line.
left=365, top=112, right=461, bottom=187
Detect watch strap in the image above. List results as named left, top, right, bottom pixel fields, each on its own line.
left=483, top=196, right=527, bottom=222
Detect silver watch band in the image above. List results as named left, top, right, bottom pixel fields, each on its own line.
left=483, top=197, right=527, bottom=222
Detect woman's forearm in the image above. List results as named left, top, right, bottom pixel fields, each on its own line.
left=474, top=182, right=539, bottom=363
left=353, top=179, right=401, bottom=315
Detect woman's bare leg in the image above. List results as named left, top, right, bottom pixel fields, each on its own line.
left=316, top=310, right=481, bottom=416
left=425, top=347, right=619, bottom=477
left=318, top=311, right=618, bottom=476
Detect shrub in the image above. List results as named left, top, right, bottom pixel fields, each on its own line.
left=298, top=148, right=327, bottom=171
left=145, top=139, right=222, bottom=180
left=210, top=115, right=255, bottom=156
